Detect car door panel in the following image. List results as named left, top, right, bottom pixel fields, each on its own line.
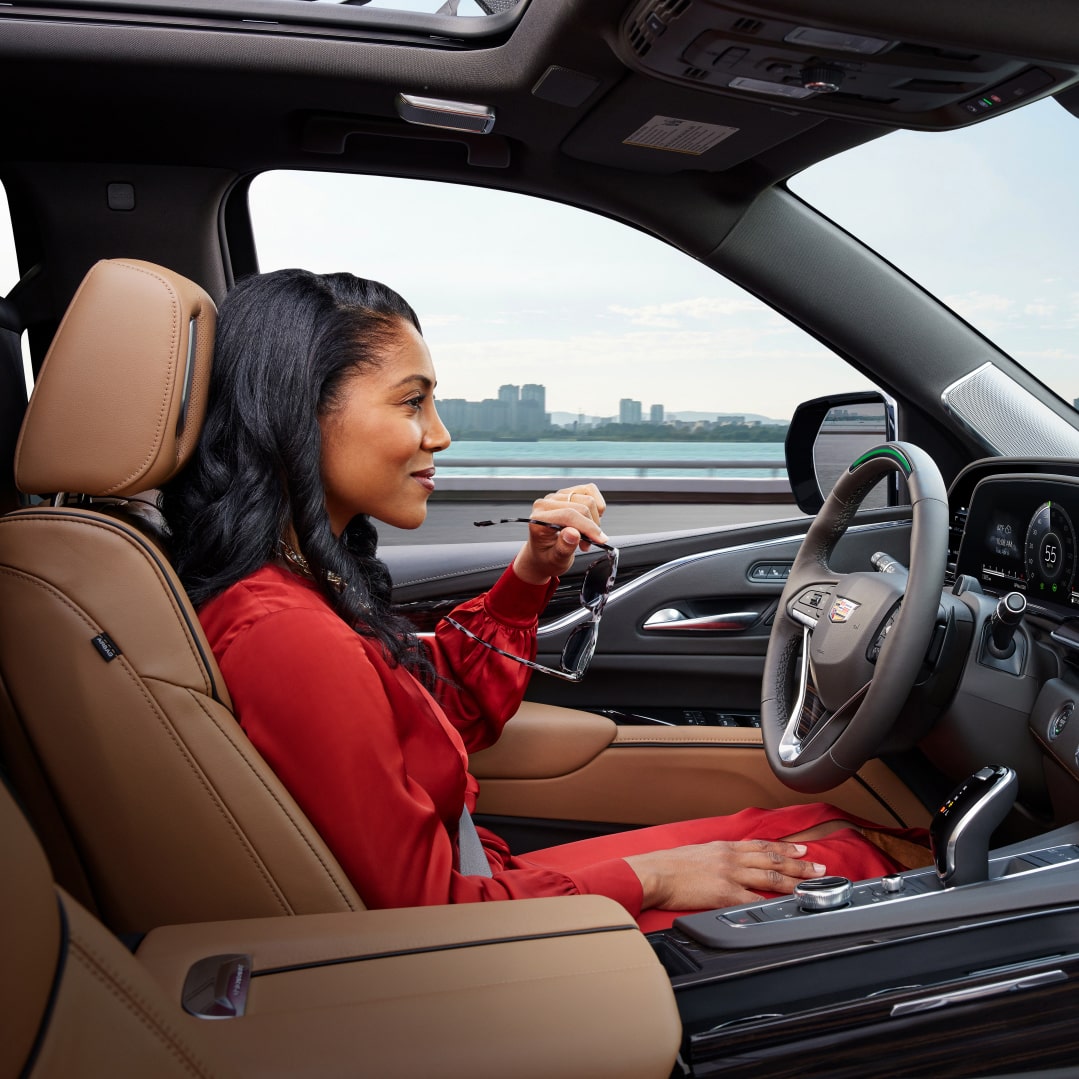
left=471, top=701, right=931, bottom=832
left=528, top=515, right=912, bottom=715
left=386, top=515, right=914, bottom=716
left=389, top=516, right=923, bottom=840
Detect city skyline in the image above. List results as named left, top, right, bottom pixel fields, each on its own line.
left=435, top=382, right=770, bottom=436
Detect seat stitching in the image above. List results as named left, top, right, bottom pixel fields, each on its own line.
left=67, top=933, right=219, bottom=1078
left=0, top=513, right=217, bottom=699
left=177, top=685, right=360, bottom=911
left=0, top=565, right=292, bottom=915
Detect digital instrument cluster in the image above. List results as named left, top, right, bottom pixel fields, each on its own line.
left=955, top=475, right=1079, bottom=612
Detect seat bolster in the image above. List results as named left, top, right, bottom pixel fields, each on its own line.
left=0, top=510, right=362, bottom=932
left=0, top=783, right=61, bottom=1079
left=29, top=891, right=235, bottom=1079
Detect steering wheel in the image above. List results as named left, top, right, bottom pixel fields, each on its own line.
left=761, top=442, right=949, bottom=793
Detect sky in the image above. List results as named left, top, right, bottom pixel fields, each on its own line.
left=249, top=172, right=871, bottom=421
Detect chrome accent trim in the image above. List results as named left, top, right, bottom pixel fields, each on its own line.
left=538, top=519, right=907, bottom=638
left=395, top=93, right=495, bottom=134
left=642, top=609, right=759, bottom=632
left=778, top=626, right=812, bottom=763
left=890, top=969, right=1066, bottom=1017
left=176, top=316, right=198, bottom=435
left=938, top=765, right=1018, bottom=883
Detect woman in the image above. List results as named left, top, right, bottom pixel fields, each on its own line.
left=164, top=268, right=929, bottom=932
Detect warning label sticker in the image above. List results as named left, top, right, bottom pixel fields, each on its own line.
left=623, top=116, right=739, bottom=155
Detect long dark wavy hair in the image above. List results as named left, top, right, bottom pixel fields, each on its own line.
left=163, top=268, right=435, bottom=684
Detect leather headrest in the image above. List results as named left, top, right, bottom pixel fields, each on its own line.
left=15, top=259, right=216, bottom=497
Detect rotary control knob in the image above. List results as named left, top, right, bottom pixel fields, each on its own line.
left=989, top=591, right=1026, bottom=657
left=801, top=65, right=844, bottom=93
left=794, top=875, right=853, bottom=912
left=881, top=874, right=905, bottom=894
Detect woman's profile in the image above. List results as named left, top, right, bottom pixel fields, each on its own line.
left=164, top=268, right=930, bottom=932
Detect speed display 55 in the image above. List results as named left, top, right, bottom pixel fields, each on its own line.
left=957, top=475, right=1079, bottom=611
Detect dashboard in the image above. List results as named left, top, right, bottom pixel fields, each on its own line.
left=949, top=459, right=1079, bottom=621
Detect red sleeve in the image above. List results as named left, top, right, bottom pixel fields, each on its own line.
left=210, top=596, right=642, bottom=914
left=427, top=564, right=557, bottom=753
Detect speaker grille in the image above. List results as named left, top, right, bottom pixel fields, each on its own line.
left=941, top=362, right=1079, bottom=457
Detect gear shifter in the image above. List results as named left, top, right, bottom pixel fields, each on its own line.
left=929, top=765, right=1017, bottom=887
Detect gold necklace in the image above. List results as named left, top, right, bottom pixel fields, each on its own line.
left=279, top=540, right=346, bottom=589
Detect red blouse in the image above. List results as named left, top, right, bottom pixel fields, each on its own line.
left=198, top=562, right=645, bottom=914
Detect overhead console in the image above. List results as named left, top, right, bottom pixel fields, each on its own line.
left=616, top=0, right=1079, bottom=130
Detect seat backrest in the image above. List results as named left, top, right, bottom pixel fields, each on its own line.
left=0, top=258, right=362, bottom=934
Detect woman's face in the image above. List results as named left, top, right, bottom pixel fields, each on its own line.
left=318, top=319, right=451, bottom=535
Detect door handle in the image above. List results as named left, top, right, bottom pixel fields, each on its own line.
left=642, top=608, right=760, bottom=632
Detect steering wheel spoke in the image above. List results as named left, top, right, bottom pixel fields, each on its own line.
left=779, top=626, right=871, bottom=764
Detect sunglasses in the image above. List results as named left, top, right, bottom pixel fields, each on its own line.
left=444, top=518, right=619, bottom=682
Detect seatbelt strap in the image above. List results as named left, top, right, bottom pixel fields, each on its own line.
left=457, top=805, right=493, bottom=877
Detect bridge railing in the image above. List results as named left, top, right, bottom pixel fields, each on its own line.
left=431, top=457, right=792, bottom=504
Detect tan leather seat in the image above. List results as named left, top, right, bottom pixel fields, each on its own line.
left=1, top=765, right=682, bottom=1079
left=1, top=778, right=238, bottom=1079
left=0, top=258, right=361, bottom=934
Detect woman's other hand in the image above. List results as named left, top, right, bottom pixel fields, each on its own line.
left=624, top=840, right=828, bottom=911
left=512, top=483, right=608, bottom=585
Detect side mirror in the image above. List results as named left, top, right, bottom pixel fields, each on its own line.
left=785, top=391, right=897, bottom=515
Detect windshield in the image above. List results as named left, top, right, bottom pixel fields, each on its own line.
left=790, top=95, right=1079, bottom=417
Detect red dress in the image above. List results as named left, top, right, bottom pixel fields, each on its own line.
left=199, top=563, right=928, bottom=930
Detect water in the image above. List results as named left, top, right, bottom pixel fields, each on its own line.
left=437, top=441, right=786, bottom=479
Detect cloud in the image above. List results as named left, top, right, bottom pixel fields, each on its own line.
left=608, top=296, right=768, bottom=327
left=942, top=291, right=1015, bottom=317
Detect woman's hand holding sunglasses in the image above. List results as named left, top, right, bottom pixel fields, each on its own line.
left=511, top=483, right=609, bottom=585
left=459, top=491, right=619, bottom=681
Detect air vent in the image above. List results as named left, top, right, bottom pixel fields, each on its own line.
left=683, top=65, right=708, bottom=80
left=626, top=0, right=690, bottom=58
left=946, top=506, right=969, bottom=584
left=902, top=43, right=978, bottom=64
left=732, top=16, right=763, bottom=34
left=898, top=78, right=979, bottom=94
left=830, top=92, right=900, bottom=107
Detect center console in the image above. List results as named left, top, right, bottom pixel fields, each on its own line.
left=648, top=769, right=1079, bottom=1077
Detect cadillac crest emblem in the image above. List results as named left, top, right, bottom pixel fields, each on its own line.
left=829, top=597, right=860, bottom=623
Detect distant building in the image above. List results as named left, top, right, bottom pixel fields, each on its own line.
left=619, top=398, right=642, bottom=424
left=649, top=404, right=664, bottom=424
left=521, top=384, right=545, bottom=409
left=518, top=384, right=547, bottom=435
